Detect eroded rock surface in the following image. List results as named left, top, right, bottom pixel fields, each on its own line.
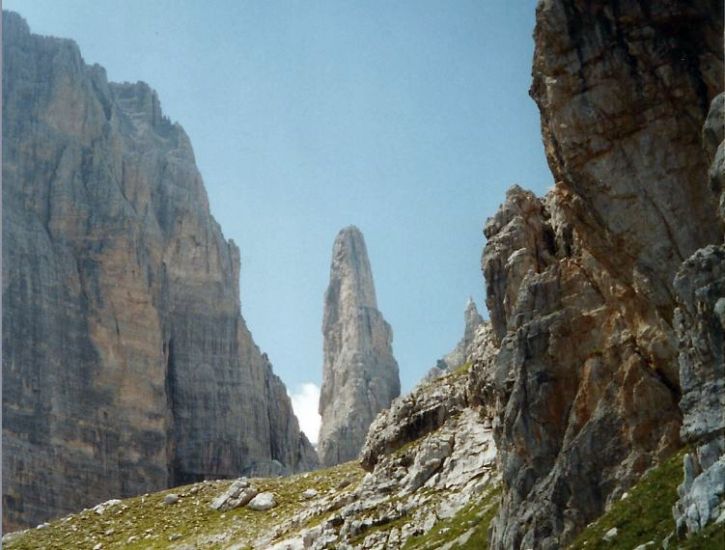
left=482, top=1, right=723, bottom=548
left=256, top=341, right=499, bottom=550
left=2, top=11, right=316, bottom=531
left=318, top=226, right=400, bottom=466
left=672, top=93, right=725, bottom=536
left=424, top=298, right=485, bottom=382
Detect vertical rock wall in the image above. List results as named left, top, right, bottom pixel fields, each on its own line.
left=672, top=92, right=725, bottom=536
left=2, top=11, right=317, bottom=531
left=482, top=1, right=723, bottom=548
left=318, top=226, right=400, bottom=466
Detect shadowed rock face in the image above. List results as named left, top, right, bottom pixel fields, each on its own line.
left=482, top=1, right=723, bottom=548
left=318, top=227, right=400, bottom=467
left=2, top=11, right=317, bottom=531
left=672, top=93, right=725, bottom=536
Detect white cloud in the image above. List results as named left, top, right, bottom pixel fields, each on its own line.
left=289, top=383, right=321, bottom=446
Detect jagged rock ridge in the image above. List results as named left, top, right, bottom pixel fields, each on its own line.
left=317, top=226, right=400, bottom=467
left=478, top=1, right=724, bottom=548
left=424, top=298, right=484, bottom=383
left=1, top=11, right=317, bottom=531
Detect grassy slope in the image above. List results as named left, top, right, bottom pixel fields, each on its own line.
left=569, top=449, right=725, bottom=549
left=4, top=461, right=363, bottom=550
left=402, top=485, right=501, bottom=550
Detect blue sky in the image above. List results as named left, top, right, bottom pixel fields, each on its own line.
left=7, top=1, right=551, bottom=441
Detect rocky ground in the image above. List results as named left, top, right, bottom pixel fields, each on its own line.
left=2, top=363, right=499, bottom=550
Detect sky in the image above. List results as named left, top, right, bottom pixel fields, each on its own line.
left=6, top=0, right=551, bottom=444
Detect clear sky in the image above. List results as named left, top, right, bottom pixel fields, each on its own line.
left=6, top=1, right=551, bottom=443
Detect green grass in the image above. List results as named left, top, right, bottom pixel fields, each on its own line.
left=451, top=362, right=473, bottom=377
left=569, top=448, right=724, bottom=549
left=5, top=461, right=364, bottom=550
left=402, top=483, right=501, bottom=549
left=680, top=518, right=725, bottom=549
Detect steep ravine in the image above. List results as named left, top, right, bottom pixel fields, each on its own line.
left=2, top=11, right=316, bottom=532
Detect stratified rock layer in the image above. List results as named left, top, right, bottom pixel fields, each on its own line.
left=482, top=1, right=723, bottom=548
left=318, top=227, right=400, bottom=466
left=2, top=11, right=316, bottom=531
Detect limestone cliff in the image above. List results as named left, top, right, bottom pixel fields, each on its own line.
left=2, top=11, right=317, bottom=531
left=479, top=1, right=724, bottom=548
left=318, top=226, right=400, bottom=467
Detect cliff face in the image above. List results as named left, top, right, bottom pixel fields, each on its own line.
left=318, top=226, right=400, bottom=467
left=2, top=11, right=316, bottom=531
left=672, top=93, right=725, bottom=536
left=481, top=1, right=723, bottom=548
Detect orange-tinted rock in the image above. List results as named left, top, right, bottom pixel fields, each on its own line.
left=482, top=1, right=723, bottom=547
left=2, top=11, right=316, bottom=531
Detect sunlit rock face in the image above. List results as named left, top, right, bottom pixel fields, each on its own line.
left=483, top=1, right=723, bottom=548
left=2, top=11, right=317, bottom=531
left=317, top=226, right=400, bottom=467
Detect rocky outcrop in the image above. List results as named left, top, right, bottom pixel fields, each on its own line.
left=2, top=339, right=501, bottom=550
left=483, top=187, right=685, bottom=548
left=260, top=339, right=499, bottom=550
left=424, top=298, right=485, bottom=382
left=672, top=93, right=725, bottom=536
left=482, top=1, right=723, bottom=548
left=2, top=11, right=316, bottom=531
left=317, top=226, right=400, bottom=466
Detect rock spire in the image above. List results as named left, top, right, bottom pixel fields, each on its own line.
left=318, top=226, right=400, bottom=466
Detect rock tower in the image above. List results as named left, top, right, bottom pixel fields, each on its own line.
left=318, top=226, right=400, bottom=466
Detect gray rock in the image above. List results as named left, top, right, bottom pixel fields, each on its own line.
left=484, top=185, right=685, bottom=548
left=1, top=10, right=317, bottom=530
left=318, top=226, right=400, bottom=466
left=402, top=434, right=453, bottom=492
left=248, top=492, right=277, bottom=511
left=602, top=527, right=618, bottom=542
left=246, top=345, right=498, bottom=550
left=210, top=478, right=258, bottom=511
left=485, top=2, right=723, bottom=548
left=672, top=93, right=725, bottom=537
left=427, top=298, right=484, bottom=377
left=163, top=494, right=179, bottom=506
